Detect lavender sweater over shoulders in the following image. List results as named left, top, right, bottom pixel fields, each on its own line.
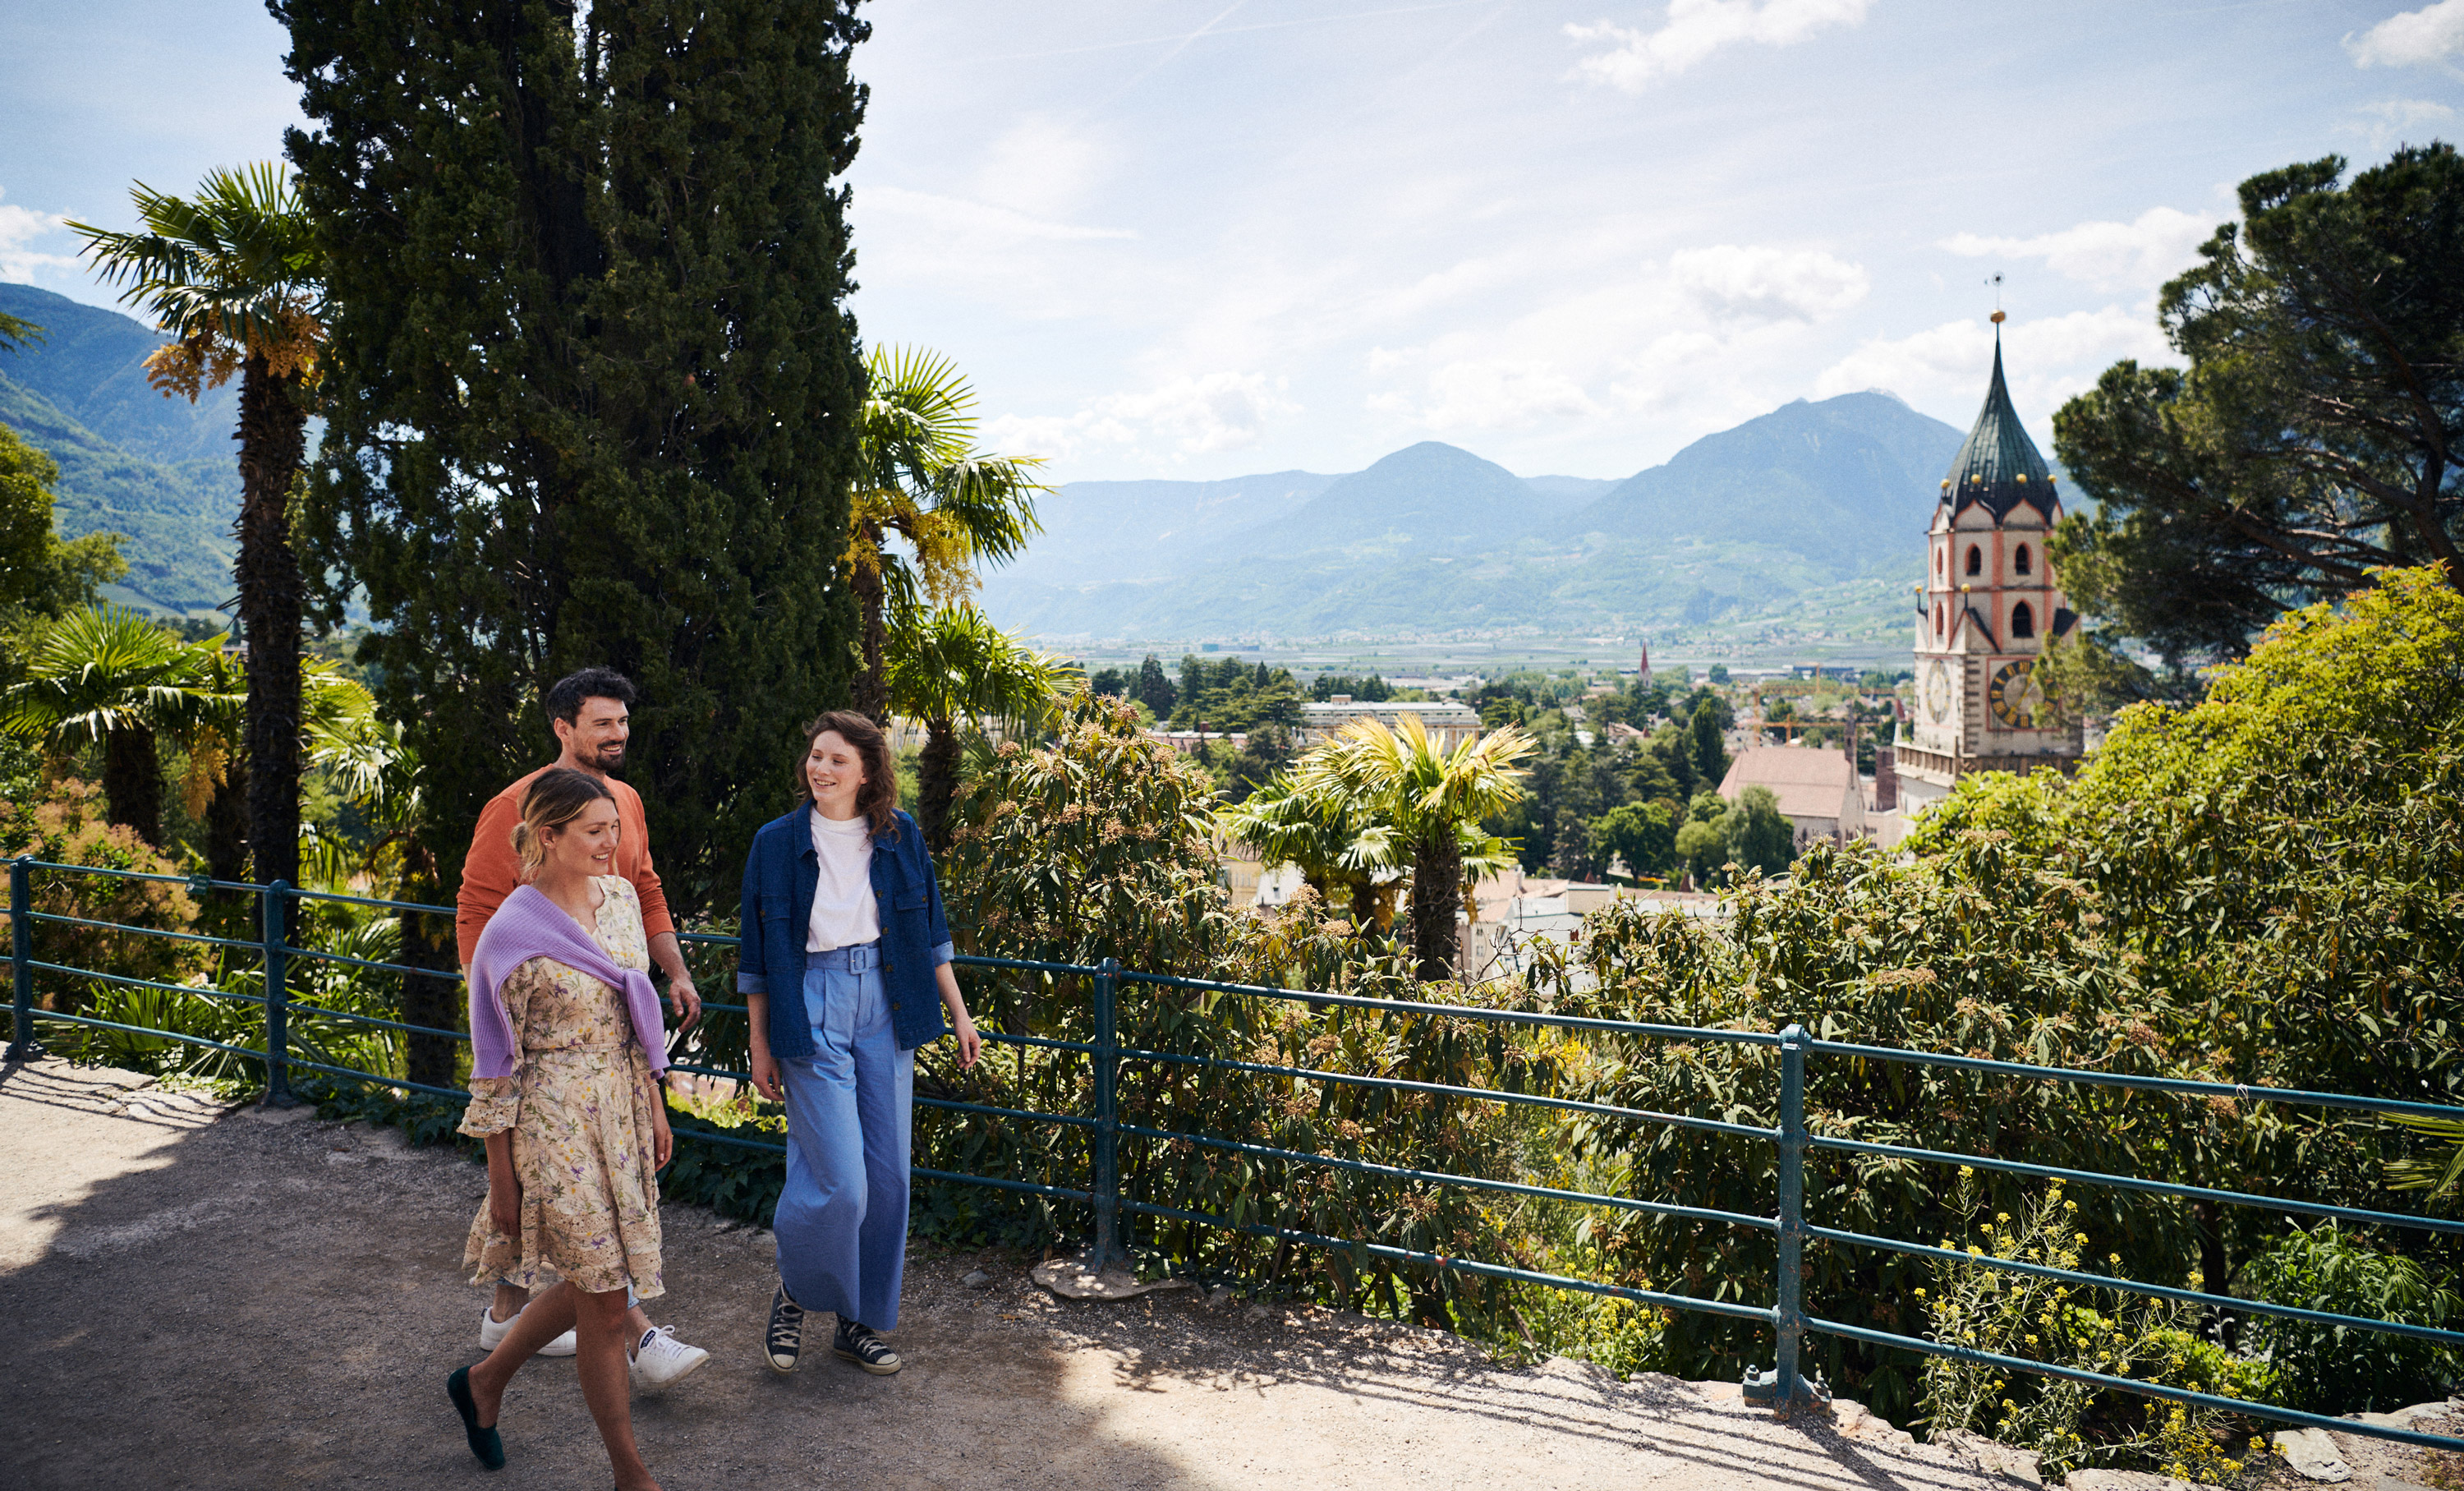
left=467, top=884, right=669, bottom=1081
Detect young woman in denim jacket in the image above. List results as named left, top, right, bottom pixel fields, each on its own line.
left=736, top=710, right=981, bottom=1375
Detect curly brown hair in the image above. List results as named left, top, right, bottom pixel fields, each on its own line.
left=798, top=710, right=899, bottom=836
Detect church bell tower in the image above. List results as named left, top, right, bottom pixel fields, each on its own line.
left=1896, top=318, right=2084, bottom=810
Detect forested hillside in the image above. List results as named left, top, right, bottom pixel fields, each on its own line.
left=0, top=283, right=241, bottom=614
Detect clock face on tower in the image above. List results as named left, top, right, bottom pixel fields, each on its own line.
left=1988, top=660, right=2048, bottom=729
left=1924, top=659, right=1952, bottom=723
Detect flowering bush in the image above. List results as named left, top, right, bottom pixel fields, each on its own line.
left=0, top=777, right=199, bottom=1016
left=1919, top=1171, right=2253, bottom=1484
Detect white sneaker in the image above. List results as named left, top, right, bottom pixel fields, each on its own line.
left=478, top=1302, right=578, bottom=1358
left=628, top=1325, right=710, bottom=1390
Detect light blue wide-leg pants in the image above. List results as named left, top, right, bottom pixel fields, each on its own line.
left=775, top=956, right=914, bottom=1330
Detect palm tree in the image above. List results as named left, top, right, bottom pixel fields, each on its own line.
left=848, top=347, right=1045, bottom=723
left=1295, top=716, right=1537, bottom=981
left=0, top=606, right=242, bottom=846
left=69, top=162, right=322, bottom=899
left=885, top=604, right=1074, bottom=851
left=1216, top=774, right=1408, bottom=933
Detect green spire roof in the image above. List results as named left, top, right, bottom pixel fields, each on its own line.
left=1940, top=334, right=2057, bottom=522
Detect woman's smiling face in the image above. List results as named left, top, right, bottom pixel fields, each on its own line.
left=544, top=797, right=621, bottom=878
left=807, top=730, right=867, bottom=818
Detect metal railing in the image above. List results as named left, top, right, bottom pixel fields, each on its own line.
left=7, top=852, right=2463, bottom=1455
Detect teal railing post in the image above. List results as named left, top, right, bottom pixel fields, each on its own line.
left=1774, top=1021, right=1808, bottom=1410
left=1746, top=1020, right=1810, bottom=1412
left=1091, top=956, right=1125, bottom=1271
left=261, top=880, right=297, bottom=1108
left=7, top=855, right=41, bottom=1062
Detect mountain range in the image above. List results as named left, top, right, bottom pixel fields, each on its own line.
left=0, top=283, right=242, bottom=615
left=983, top=391, right=1970, bottom=640
left=0, top=278, right=1982, bottom=642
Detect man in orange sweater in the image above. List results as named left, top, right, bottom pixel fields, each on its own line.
left=457, top=667, right=708, bottom=1389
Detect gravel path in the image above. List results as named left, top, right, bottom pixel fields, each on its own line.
left=2, top=1056, right=2024, bottom=1490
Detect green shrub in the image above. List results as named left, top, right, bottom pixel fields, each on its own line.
left=1917, top=1173, right=2251, bottom=1484
left=2243, top=1222, right=2462, bottom=1414
left=0, top=777, right=200, bottom=1017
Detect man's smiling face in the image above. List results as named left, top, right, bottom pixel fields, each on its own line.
left=555, top=696, right=630, bottom=774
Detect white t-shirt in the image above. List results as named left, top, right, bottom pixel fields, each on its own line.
left=806, top=812, right=881, bottom=952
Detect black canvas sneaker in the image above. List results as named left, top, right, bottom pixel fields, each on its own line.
left=831, top=1318, right=903, bottom=1375
left=764, top=1283, right=805, bottom=1374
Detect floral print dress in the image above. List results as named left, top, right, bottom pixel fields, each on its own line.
left=460, top=876, right=664, bottom=1300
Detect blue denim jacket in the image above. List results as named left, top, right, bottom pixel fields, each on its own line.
left=736, top=805, right=954, bottom=1056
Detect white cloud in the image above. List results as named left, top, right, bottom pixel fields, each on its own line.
left=1812, top=306, right=2172, bottom=437
left=1565, top=0, right=1873, bottom=93
left=0, top=189, right=77, bottom=282
left=2347, top=0, right=2464, bottom=67
left=970, top=115, right=1115, bottom=219
left=1668, top=244, right=1869, bottom=321
left=1942, top=207, right=2213, bottom=293
left=1360, top=242, right=1869, bottom=436
left=1371, top=358, right=1605, bottom=431
left=2345, top=97, right=2458, bottom=152
left=862, top=186, right=1136, bottom=245
left=986, top=372, right=1299, bottom=463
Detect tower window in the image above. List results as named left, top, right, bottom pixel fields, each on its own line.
left=2012, top=601, right=2035, bottom=639
left=1965, top=545, right=1983, bottom=576
left=1935, top=546, right=1944, bottom=576
left=2015, top=544, right=2033, bottom=576
left=1934, top=602, right=1945, bottom=639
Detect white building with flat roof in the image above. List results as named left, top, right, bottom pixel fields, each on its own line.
left=1299, top=697, right=1483, bottom=749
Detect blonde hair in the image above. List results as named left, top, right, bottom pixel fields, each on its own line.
left=510, top=767, right=614, bottom=871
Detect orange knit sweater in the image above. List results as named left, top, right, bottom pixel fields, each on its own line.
left=454, top=765, right=678, bottom=967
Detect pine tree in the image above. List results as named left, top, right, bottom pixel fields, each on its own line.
left=280, top=0, right=870, bottom=1077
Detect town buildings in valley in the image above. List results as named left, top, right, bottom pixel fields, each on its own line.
left=1895, top=319, right=2085, bottom=812
left=1297, top=696, right=1483, bottom=749
left=1717, top=744, right=1866, bottom=849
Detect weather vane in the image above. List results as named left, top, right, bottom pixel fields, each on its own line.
left=1988, top=272, right=2006, bottom=325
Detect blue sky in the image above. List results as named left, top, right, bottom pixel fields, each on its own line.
left=5, top=0, right=2462, bottom=482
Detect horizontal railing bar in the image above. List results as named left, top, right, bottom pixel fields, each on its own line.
left=1119, top=1043, right=1779, bottom=1141
left=27, top=1008, right=269, bottom=1060
left=27, top=910, right=261, bottom=951
left=668, top=1126, right=786, bottom=1157
left=981, top=1030, right=1101, bottom=1055
left=1810, top=1038, right=2464, bottom=1124
left=283, top=1059, right=471, bottom=1102
left=1806, top=1315, right=2464, bottom=1453
left=949, top=954, right=1100, bottom=976
left=1119, top=1194, right=1778, bottom=1324
left=281, top=885, right=457, bottom=916
left=284, top=1001, right=469, bottom=1042
left=915, top=1167, right=1095, bottom=1203
left=665, top=1061, right=756, bottom=1084
left=917, top=1096, right=1101, bottom=1130
left=1810, top=1135, right=2464, bottom=1236
left=1809, top=1224, right=2464, bottom=1349
left=1119, top=966, right=1786, bottom=1047
left=282, top=945, right=464, bottom=982
left=677, top=932, right=740, bottom=948
left=16, top=858, right=259, bottom=892
left=1119, top=1120, right=1777, bottom=1232
left=29, top=960, right=264, bottom=1006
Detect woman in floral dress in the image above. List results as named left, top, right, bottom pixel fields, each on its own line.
left=446, top=768, right=674, bottom=1491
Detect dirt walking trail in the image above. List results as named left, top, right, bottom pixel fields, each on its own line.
left=2, top=1056, right=2021, bottom=1491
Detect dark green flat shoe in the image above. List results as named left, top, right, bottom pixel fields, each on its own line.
left=446, top=1366, right=507, bottom=1470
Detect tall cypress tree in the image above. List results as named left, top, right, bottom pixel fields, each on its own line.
left=278, top=0, right=868, bottom=1079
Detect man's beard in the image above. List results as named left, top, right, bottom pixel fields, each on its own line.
left=591, top=743, right=627, bottom=773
